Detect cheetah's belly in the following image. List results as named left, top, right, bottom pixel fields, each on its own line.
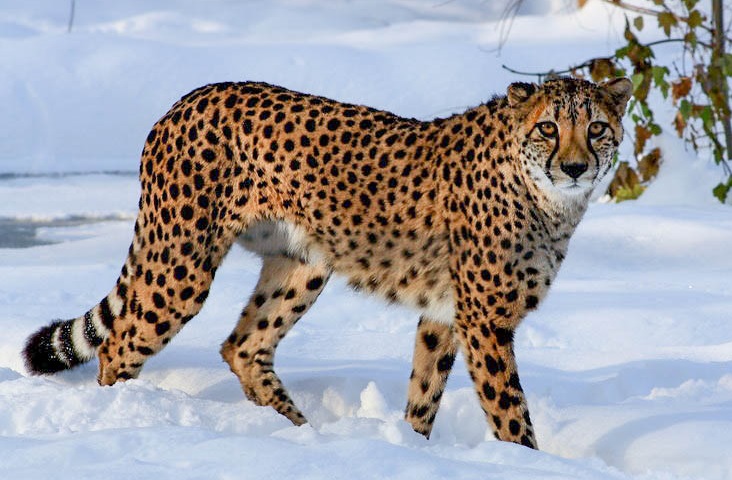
left=238, top=220, right=456, bottom=324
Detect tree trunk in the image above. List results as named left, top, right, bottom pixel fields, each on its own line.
left=711, top=0, right=732, bottom=162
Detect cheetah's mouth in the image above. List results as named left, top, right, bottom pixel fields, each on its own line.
left=555, top=178, right=593, bottom=194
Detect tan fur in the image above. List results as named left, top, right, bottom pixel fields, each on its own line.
left=25, top=77, right=631, bottom=449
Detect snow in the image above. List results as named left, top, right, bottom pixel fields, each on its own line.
left=1, top=0, right=731, bottom=479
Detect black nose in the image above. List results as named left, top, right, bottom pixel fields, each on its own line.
left=560, top=162, right=589, bottom=179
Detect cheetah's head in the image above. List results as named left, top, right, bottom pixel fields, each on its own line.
left=507, top=77, right=632, bottom=202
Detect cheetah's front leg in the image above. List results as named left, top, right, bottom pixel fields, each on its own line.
left=455, top=316, right=536, bottom=448
left=448, top=243, right=538, bottom=448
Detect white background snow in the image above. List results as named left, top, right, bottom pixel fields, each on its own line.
left=1, top=1, right=731, bottom=478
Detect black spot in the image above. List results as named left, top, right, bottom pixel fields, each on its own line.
left=181, top=205, right=194, bottom=220
left=485, top=354, right=500, bottom=375
left=508, top=373, right=523, bottom=392
left=306, top=277, right=324, bottom=291
left=509, top=419, right=521, bottom=435
left=155, top=321, right=171, bottom=335
left=225, top=94, right=238, bottom=108
left=492, top=415, right=502, bottom=429
left=498, top=391, right=512, bottom=410
left=257, top=319, right=269, bottom=330
left=483, top=382, right=496, bottom=400
left=494, top=327, right=514, bottom=346
left=520, top=435, right=535, bottom=448
left=359, top=194, right=371, bottom=208
left=137, top=346, right=154, bottom=356
left=437, top=353, right=455, bottom=372
left=194, top=290, right=209, bottom=304
left=99, top=298, right=115, bottom=329
left=180, top=287, right=194, bottom=300
left=254, top=294, right=266, bottom=307
left=181, top=159, right=192, bottom=176
left=152, top=293, right=166, bottom=308
left=422, top=333, right=438, bottom=351
left=205, top=131, right=219, bottom=145
left=173, top=265, right=188, bottom=280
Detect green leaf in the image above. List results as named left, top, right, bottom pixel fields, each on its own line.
left=651, top=66, right=669, bottom=86
left=683, top=0, right=699, bottom=10
left=651, top=66, right=669, bottom=98
left=633, top=15, right=644, bottom=31
left=723, top=53, right=732, bottom=76
left=679, top=99, right=692, bottom=120
left=658, top=11, right=677, bottom=36
left=700, top=105, right=714, bottom=129
left=687, top=10, right=703, bottom=28
left=649, top=123, right=662, bottom=135
left=631, top=72, right=645, bottom=92
left=640, top=102, right=653, bottom=119
left=615, top=184, right=646, bottom=202
left=712, top=178, right=732, bottom=203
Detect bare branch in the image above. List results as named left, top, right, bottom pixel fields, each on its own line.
left=599, top=0, right=689, bottom=22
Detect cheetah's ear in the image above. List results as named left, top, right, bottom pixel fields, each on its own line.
left=601, top=77, right=633, bottom=114
left=507, top=82, right=538, bottom=107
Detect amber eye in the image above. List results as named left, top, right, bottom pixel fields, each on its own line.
left=536, top=121, right=558, bottom=138
left=588, top=121, right=609, bottom=138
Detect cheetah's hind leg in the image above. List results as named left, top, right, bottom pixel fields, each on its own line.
left=405, top=316, right=458, bottom=438
left=96, top=218, right=240, bottom=386
left=220, top=254, right=331, bottom=425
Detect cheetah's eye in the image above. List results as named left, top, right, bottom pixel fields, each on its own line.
left=536, top=121, right=557, bottom=138
left=588, top=121, right=609, bottom=139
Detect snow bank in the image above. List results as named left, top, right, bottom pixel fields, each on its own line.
left=1, top=1, right=731, bottom=479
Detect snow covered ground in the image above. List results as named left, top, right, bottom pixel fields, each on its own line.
left=1, top=1, right=731, bottom=479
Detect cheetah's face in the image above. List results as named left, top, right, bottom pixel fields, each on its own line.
left=508, top=78, right=632, bottom=198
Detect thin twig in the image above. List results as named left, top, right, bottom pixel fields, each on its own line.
left=67, top=0, right=75, bottom=33
left=500, top=38, right=696, bottom=80
left=600, top=0, right=689, bottom=22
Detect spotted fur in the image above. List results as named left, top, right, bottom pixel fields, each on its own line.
left=23, top=77, right=632, bottom=448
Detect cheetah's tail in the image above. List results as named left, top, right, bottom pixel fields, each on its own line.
left=22, top=286, right=126, bottom=375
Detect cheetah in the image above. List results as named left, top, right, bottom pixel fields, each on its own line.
left=23, top=77, right=632, bottom=449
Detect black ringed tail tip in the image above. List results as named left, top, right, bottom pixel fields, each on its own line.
left=23, top=321, right=71, bottom=375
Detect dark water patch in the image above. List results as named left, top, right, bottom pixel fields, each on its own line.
left=0, top=216, right=129, bottom=249
left=0, top=170, right=136, bottom=181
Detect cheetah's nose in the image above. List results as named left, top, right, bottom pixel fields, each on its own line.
left=560, top=162, right=588, bottom=180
